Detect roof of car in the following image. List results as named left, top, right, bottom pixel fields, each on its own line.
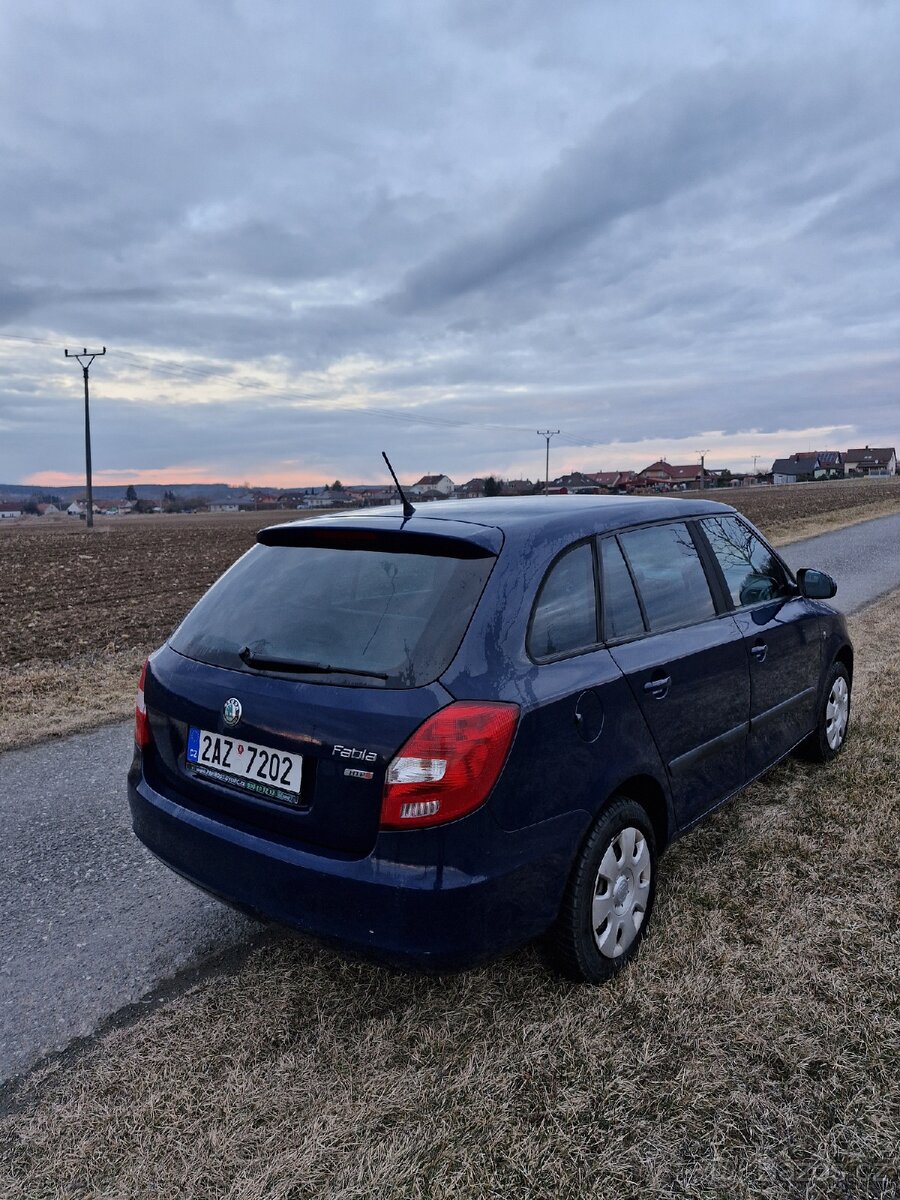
left=282, top=494, right=735, bottom=543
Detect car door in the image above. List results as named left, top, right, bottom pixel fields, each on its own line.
left=697, top=515, right=822, bottom=777
left=493, top=539, right=668, bottom=832
left=603, top=522, right=750, bottom=830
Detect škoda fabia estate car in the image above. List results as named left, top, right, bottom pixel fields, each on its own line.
left=129, top=496, right=852, bottom=982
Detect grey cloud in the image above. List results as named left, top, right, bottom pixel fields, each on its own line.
left=0, top=283, right=43, bottom=324
left=2, top=1, right=899, bottom=485
left=389, top=61, right=867, bottom=312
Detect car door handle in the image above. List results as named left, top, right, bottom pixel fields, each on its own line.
left=643, top=674, right=671, bottom=699
left=750, top=640, right=768, bottom=663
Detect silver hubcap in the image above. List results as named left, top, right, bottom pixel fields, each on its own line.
left=825, top=676, right=849, bottom=750
left=592, top=826, right=651, bottom=958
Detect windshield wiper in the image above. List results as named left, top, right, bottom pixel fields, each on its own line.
left=238, top=646, right=389, bottom=680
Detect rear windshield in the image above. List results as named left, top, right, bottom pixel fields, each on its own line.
left=169, top=541, right=495, bottom=688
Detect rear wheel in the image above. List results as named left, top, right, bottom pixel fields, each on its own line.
left=545, top=797, right=657, bottom=984
left=797, top=661, right=851, bottom=763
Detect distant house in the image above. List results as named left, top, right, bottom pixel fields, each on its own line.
left=584, top=470, right=636, bottom=492
left=635, top=461, right=709, bottom=490
left=805, top=450, right=843, bottom=476
left=66, top=502, right=84, bottom=517
left=455, top=478, right=486, bottom=499
left=36, top=503, right=60, bottom=515
left=771, top=457, right=817, bottom=485
left=232, top=490, right=279, bottom=510
left=786, top=450, right=842, bottom=479
left=499, top=479, right=534, bottom=496
left=844, top=446, right=897, bottom=476
left=553, top=471, right=600, bottom=492
left=347, top=487, right=398, bottom=507
left=251, top=491, right=281, bottom=510
left=770, top=452, right=843, bottom=485
left=277, top=488, right=324, bottom=507
left=410, top=474, right=455, bottom=497
left=304, top=489, right=355, bottom=509
left=209, top=502, right=239, bottom=512
left=0, top=503, right=22, bottom=519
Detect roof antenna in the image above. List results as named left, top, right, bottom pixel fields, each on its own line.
left=382, top=451, right=416, bottom=519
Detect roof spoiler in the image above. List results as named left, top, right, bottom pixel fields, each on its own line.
left=256, top=525, right=497, bottom=559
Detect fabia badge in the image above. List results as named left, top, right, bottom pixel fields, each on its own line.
left=223, top=697, right=242, bottom=726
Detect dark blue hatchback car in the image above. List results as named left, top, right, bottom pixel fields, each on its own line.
left=129, top=496, right=853, bottom=982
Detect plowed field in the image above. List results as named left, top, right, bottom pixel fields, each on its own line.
left=0, top=510, right=301, bottom=669
left=2, top=477, right=899, bottom=750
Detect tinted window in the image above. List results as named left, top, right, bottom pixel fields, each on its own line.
left=170, top=542, right=494, bottom=688
left=529, top=543, right=597, bottom=659
left=599, top=537, right=645, bottom=641
left=702, top=516, right=792, bottom=607
left=619, top=522, right=715, bottom=632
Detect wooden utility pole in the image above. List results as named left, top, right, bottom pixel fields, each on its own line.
left=64, top=347, right=106, bottom=528
left=696, top=448, right=710, bottom=491
left=537, top=430, right=560, bottom=493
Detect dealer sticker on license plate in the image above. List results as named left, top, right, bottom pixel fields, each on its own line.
left=186, top=727, right=303, bottom=807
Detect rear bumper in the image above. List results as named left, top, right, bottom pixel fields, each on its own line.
left=128, top=766, right=585, bottom=971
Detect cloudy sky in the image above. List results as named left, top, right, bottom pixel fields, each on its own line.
left=2, top=0, right=899, bottom=488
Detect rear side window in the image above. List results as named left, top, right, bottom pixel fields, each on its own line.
left=528, top=542, right=597, bottom=660
left=619, top=522, right=715, bottom=632
left=169, top=541, right=495, bottom=688
left=701, top=516, right=793, bottom=607
left=599, top=537, right=645, bottom=641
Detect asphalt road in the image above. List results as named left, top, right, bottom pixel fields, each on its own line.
left=0, top=726, right=253, bottom=1084
left=778, top=511, right=900, bottom=614
left=2, top=512, right=899, bottom=1086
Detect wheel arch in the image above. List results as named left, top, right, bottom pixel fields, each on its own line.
left=603, top=772, right=671, bottom=853
left=834, top=642, right=854, bottom=682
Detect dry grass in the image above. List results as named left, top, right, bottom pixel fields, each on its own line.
left=762, top=497, right=900, bottom=546
left=0, top=650, right=144, bottom=751
left=1, top=594, right=898, bottom=1199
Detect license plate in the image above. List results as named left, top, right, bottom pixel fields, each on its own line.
left=186, top=727, right=303, bottom=807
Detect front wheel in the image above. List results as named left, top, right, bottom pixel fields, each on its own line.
left=545, top=797, right=657, bottom=984
left=796, top=660, right=851, bottom=763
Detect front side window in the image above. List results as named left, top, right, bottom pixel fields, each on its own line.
left=701, top=516, right=792, bottom=607
left=528, top=542, right=597, bottom=660
left=619, top=522, right=715, bottom=632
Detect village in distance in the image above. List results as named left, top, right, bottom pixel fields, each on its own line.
left=1, top=445, right=896, bottom=521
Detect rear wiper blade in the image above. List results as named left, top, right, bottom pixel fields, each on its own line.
left=238, top=646, right=388, bottom=680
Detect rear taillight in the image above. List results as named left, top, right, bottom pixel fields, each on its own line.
left=380, top=701, right=519, bottom=830
left=135, top=659, right=152, bottom=749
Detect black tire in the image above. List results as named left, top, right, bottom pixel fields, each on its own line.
left=796, top=660, right=852, bottom=763
left=545, top=797, right=657, bottom=984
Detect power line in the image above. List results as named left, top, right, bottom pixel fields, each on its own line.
left=0, top=333, right=547, bottom=440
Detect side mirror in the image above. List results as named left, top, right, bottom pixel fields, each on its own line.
left=797, top=568, right=837, bottom=600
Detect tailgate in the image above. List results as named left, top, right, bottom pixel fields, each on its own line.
left=142, top=643, right=450, bottom=856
